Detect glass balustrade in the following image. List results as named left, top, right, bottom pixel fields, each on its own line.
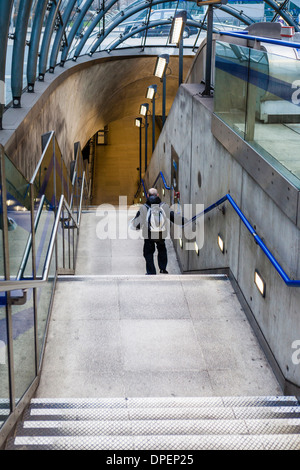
left=0, top=158, right=10, bottom=427
left=0, top=134, right=88, bottom=436
left=214, top=41, right=300, bottom=189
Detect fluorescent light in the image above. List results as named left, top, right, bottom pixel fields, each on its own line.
left=140, top=103, right=148, bottom=116
left=154, top=54, right=169, bottom=79
left=162, top=188, right=165, bottom=196
left=217, top=234, right=224, bottom=253
left=254, top=270, right=266, bottom=297
left=195, top=241, right=199, bottom=255
left=146, top=85, right=157, bottom=100
left=179, top=238, right=183, bottom=249
left=135, top=118, right=142, bottom=127
left=169, top=11, right=187, bottom=46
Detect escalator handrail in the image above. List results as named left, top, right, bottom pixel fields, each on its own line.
left=142, top=172, right=300, bottom=287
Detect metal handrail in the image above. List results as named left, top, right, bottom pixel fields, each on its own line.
left=16, top=195, right=46, bottom=280
left=0, top=192, right=80, bottom=293
left=218, top=30, right=300, bottom=49
left=77, top=171, right=88, bottom=227
left=15, top=149, right=87, bottom=281
left=143, top=172, right=300, bottom=287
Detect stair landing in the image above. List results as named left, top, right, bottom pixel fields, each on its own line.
left=35, top=273, right=281, bottom=399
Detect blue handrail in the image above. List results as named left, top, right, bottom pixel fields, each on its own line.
left=140, top=172, right=300, bottom=287
left=219, top=30, right=300, bottom=50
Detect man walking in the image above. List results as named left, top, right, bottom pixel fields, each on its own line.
left=131, top=188, right=183, bottom=275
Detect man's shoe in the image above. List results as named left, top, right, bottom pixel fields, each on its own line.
left=160, top=269, right=168, bottom=274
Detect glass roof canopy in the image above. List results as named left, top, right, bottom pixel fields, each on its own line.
left=0, top=0, right=299, bottom=112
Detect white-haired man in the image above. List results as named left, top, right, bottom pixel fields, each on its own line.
left=132, top=188, right=184, bottom=275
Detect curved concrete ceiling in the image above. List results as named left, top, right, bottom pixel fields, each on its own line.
left=2, top=51, right=194, bottom=179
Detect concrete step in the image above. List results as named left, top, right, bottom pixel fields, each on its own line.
left=23, top=406, right=300, bottom=422
left=6, top=396, right=300, bottom=450
left=14, top=417, right=300, bottom=437
left=57, top=273, right=229, bottom=282
left=7, top=433, right=300, bottom=450
left=29, top=396, right=300, bottom=408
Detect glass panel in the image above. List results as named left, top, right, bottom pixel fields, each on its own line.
left=33, top=141, right=55, bottom=211
left=32, top=139, right=55, bottom=278
left=11, top=288, right=36, bottom=404
left=66, top=0, right=104, bottom=59
left=0, top=302, right=10, bottom=428
left=36, top=241, right=56, bottom=368
left=54, top=137, right=70, bottom=205
left=54, top=139, right=63, bottom=207
left=214, top=41, right=300, bottom=189
left=56, top=206, right=67, bottom=271
left=214, top=41, right=249, bottom=139
left=248, top=47, right=300, bottom=185
left=4, top=156, right=32, bottom=280
left=0, top=164, right=10, bottom=426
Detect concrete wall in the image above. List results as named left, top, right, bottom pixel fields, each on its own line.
left=144, top=83, right=300, bottom=395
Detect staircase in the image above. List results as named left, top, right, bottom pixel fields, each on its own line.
left=6, top=396, right=300, bottom=450
left=5, top=209, right=300, bottom=450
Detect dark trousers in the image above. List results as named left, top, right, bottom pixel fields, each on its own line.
left=143, top=239, right=168, bottom=275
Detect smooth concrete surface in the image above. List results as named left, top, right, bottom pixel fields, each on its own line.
left=143, top=83, right=300, bottom=393
left=75, top=209, right=181, bottom=276
left=36, top=210, right=281, bottom=398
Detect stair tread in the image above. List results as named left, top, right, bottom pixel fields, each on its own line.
left=7, top=396, right=300, bottom=450
left=7, top=433, right=300, bottom=450
left=23, top=406, right=300, bottom=422
left=30, top=396, right=299, bottom=408
left=15, top=417, right=300, bottom=437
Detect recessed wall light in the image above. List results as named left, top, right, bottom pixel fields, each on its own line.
left=254, top=270, right=266, bottom=297
left=218, top=234, right=224, bottom=253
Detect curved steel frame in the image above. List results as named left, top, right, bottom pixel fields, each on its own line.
left=11, top=0, right=34, bottom=107
left=90, top=0, right=191, bottom=55
left=107, top=18, right=206, bottom=52
left=0, top=0, right=14, bottom=128
left=0, top=0, right=298, bottom=110
left=73, top=0, right=117, bottom=59
left=60, top=0, right=95, bottom=64
left=265, top=0, right=299, bottom=31
left=38, top=0, right=63, bottom=80
left=27, top=0, right=48, bottom=91
left=74, top=0, right=256, bottom=59
left=49, top=0, right=77, bottom=72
